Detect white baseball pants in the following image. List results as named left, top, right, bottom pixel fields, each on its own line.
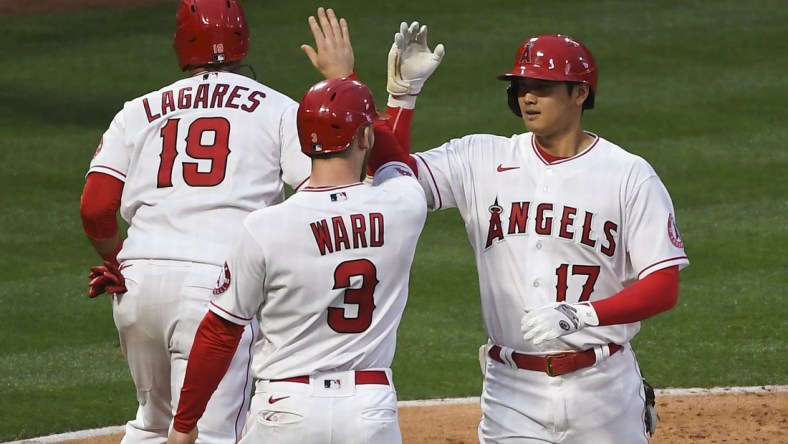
left=112, top=260, right=255, bottom=444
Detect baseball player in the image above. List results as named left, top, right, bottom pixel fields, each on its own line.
left=167, top=77, right=428, bottom=444
left=79, top=3, right=354, bottom=443
left=378, top=28, right=689, bottom=443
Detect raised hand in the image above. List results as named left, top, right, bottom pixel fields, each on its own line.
left=387, top=21, right=445, bottom=96
left=301, top=7, right=354, bottom=80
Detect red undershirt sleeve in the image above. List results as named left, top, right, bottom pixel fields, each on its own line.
left=591, top=266, right=680, bottom=325
left=386, top=106, right=414, bottom=154
left=344, top=73, right=418, bottom=176
left=80, top=173, right=123, bottom=240
left=173, top=311, right=245, bottom=433
left=368, top=121, right=418, bottom=175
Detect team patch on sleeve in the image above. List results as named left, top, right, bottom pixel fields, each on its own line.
left=213, top=261, right=231, bottom=295
left=395, top=166, right=413, bottom=176
left=92, top=137, right=104, bottom=158
left=668, top=213, right=684, bottom=248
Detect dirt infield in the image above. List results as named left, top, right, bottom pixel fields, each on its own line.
left=49, top=391, right=788, bottom=443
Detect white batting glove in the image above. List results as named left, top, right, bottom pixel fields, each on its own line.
left=520, top=302, right=600, bottom=345
left=387, top=21, right=445, bottom=97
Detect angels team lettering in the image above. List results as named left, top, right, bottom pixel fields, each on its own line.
left=310, top=213, right=384, bottom=256
left=143, top=83, right=266, bottom=122
left=485, top=198, right=618, bottom=257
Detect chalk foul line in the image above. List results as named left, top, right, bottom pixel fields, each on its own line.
left=7, top=385, right=787, bottom=443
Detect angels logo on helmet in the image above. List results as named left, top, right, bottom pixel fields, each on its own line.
left=518, top=42, right=534, bottom=65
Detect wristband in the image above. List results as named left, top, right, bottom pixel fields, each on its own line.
left=387, top=94, right=417, bottom=109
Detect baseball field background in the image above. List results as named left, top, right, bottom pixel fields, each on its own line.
left=1, top=0, right=786, bottom=442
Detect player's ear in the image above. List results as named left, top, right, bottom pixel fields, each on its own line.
left=574, top=83, right=590, bottom=107
left=359, top=124, right=374, bottom=151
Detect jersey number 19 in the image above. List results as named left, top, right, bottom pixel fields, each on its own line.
left=157, top=117, right=231, bottom=188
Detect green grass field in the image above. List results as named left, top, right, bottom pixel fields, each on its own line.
left=1, top=0, right=786, bottom=441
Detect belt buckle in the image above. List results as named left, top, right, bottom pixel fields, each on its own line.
left=545, top=353, right=570, bottom=377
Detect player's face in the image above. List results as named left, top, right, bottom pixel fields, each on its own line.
left=516, top=78, right=583, bottom=137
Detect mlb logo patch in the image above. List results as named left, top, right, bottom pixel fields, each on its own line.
left=330, top=192, right=347, bottom=202
left=324, top=379, right=342, bottom=389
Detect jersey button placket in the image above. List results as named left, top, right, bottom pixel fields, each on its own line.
left=536, top=168, right=554, bottom=198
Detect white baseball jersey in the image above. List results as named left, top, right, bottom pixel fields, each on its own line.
left=210, top=162, right=427, bottom=379
left=413, top=132, right=689, bottom=353
left=87, top=71, right=310, bottom=265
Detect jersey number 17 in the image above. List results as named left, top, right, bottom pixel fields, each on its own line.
left=555, top=264, right=600, bottom=302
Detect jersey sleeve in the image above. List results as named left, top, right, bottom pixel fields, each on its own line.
left=372, top=161, right=427, bottom=208
left=412, top=138, right=471, bottom=211
left=625, top=171, right=689, bottom=278
left=209, top=221, right=267, bottom=324
left=278, top=101, right=311, bottom=190
left=87, top=109, right=130, bottom=182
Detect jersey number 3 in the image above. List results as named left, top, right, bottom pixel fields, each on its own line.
left=157, top=117, right=231, bottom=188
left=328, top=259, right=379, bottom=334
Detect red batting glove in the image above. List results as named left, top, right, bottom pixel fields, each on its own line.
left=88, top=261, right=127, bottom=298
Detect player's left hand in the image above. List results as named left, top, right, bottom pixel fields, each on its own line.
left=387, top=21, right=445, bottom=96
left=87, top=261, right=127, bottom=298
left=301, top=7, right=354, bottom=80
left=167, top=427, right=198, bottom=444
left=520, top=302, right=600, bottom=345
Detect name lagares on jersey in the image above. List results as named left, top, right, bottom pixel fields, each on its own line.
left=143, top=83, right=267, bottom=123
left=484, top=197, right=618, bottom=257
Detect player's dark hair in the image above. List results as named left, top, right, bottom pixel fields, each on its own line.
left=565, top=82, right=595, bottom=110
left=188, top=61, right=251, bottom=76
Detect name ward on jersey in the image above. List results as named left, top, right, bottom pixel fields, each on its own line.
left=310, top=212, right=385, bottom=256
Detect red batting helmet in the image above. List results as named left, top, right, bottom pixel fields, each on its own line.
left=498, top=34, right=597, bottom=113
left=297, top=78, right=388, bottom=156
left=173, top=0, right=250, bottom=71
